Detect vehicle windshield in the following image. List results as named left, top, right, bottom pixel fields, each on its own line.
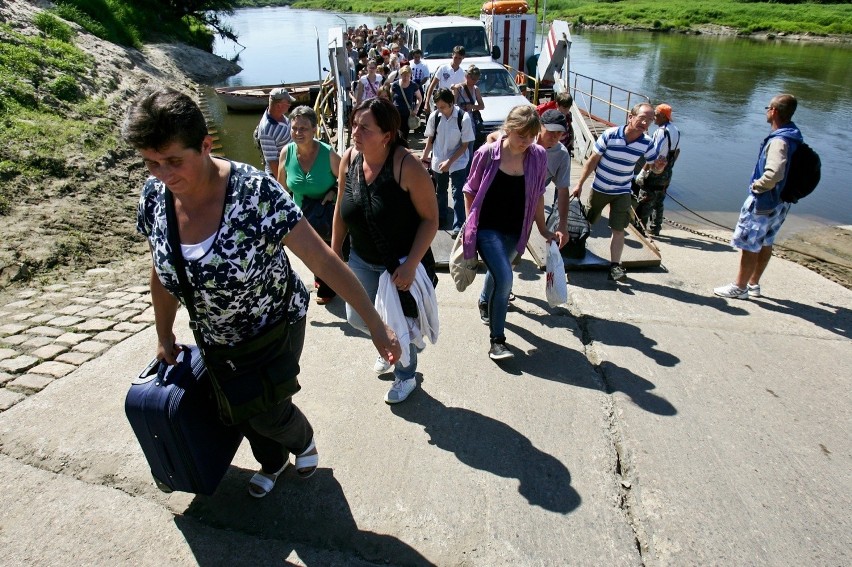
left=478, top=68, right=523, bottom=97
left=421, top=27, right=490, bottom=58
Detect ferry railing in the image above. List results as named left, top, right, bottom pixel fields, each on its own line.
left=313, top=74, right=338, bottom=144
left=503, top=65, right=548, bottom=104
left=567, top=71, right=649, bottom=163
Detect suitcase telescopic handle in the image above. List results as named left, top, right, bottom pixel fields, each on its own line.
left=131, top=346, right=190, bottom=385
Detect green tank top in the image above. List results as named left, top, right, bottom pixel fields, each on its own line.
left=283, top=140, right=336, bottom=206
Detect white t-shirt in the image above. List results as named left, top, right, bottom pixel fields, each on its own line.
left=424, top=107, right=475, bottom=173
left=410, top=61, right=431, bottom=86
left=433, top=64, right=465, bottom=90
left=359, top=74, right=383, bottom=102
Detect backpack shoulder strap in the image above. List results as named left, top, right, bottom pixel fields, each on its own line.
left=428, top=110, right=439, bottom=143
left=456, top=108, right=463, bottom=131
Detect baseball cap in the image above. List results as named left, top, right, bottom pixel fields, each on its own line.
left=655, top=103, right=672, bottom=121
left=269, top=88, right=295, bottom=103
left=541, top=109, right=568, bottom=132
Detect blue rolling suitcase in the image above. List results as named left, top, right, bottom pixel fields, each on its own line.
left=125, top=346, right=243, bottom=495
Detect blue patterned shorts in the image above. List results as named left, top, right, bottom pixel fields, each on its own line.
left=731, top=195, right=791, bottom=253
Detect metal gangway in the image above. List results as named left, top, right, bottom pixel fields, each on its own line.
left=531, top=20, right=660, bottom=269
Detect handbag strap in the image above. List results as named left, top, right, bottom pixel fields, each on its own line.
left=164, top=188, right=207, bottom=351
left=164, top=188, right=294, bottom=351
left=462, top=84, right=476, bottom=108
left=396, top=81, right=413, bottom=112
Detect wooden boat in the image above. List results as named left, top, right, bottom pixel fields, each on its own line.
left=214, top=80, right=322, bottom=112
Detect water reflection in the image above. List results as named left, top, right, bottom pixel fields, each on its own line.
left=208, top=9, right=852, bottom=228
left=571, top=30, right=852, bottom=226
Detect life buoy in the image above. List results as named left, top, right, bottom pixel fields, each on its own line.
left=481, top=0, right=529, bottom=15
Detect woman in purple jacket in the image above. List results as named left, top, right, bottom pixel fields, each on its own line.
left=462, top=105, right=564, bottom=360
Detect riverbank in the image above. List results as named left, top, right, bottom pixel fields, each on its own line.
left=0, top=0, right=239, bottom=287
left=288, top=0, right=852, bottom=40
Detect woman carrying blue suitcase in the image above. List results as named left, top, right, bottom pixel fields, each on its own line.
left=125, top=88, right=401, bottom=498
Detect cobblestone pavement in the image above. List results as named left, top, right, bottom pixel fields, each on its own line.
left=0, top=264, right=152, bottom=413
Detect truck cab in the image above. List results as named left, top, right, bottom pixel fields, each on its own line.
left=405, top=16, right=496, bottom=76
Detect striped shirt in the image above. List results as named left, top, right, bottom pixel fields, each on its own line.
left=257, top=110, right=291, bottom=175
left=592, top=126, right=660, bottom=195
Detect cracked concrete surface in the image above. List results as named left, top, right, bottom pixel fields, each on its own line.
left=1, top=227, right=849, bottom=564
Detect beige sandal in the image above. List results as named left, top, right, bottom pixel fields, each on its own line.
left=248, top=461, right=288, bottom=498
left=294, top=438, right=318, bottom=479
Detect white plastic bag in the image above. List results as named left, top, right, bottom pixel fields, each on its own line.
left=449, top=225, right=478, bottom=292
left=545, top=241, right=568, bottom=307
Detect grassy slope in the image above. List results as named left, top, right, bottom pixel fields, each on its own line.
left=285, top=0, right=852, bottom=36
left=0, top=20, right=115, bottom=212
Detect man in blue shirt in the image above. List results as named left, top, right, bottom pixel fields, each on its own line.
left=255, top=88, right=293, bottom=180
left=571, top=102, right=665, bottom=281
left=714, top=94, right=802, bottom=300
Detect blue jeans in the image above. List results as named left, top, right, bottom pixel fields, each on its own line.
left=435, top=168, right=468, bottom=231
left=346, top=249, right=417, bottom=381
left=476, top=229, right=519, bottom=343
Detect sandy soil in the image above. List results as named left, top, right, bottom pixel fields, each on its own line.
left=776, top=228, right=852, bottom=291
left=0, top=0, right=849, bottom=294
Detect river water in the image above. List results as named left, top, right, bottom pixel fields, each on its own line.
left=207, top=7, right=852, bottom=231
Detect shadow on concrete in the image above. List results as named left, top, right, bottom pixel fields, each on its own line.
left=514, top=256, right=545, bottom=283
left=307, top=299, right=364, bottom=337
left=584, top=316, right=680, bottom=368
left=392, top=385, right=581, bottom=514
left=756, top=298, right=851, bottom=340
left=310, top=296, right=349, bottom=320
left=177, top=467, right=433, bottom=566
left=502, top=314, right=678, bottom=417
left=655, top=233, right=733, bottom=253
left=597, top=360, right=678, bottom=416
left=625, top=279, right=750, bottom=316
left=514, top=295, right=681, bottom=368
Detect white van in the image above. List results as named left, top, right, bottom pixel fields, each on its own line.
left=405, top=16, right=497, bottom=76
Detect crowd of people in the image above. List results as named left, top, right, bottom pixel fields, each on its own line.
left=124, top=24, right=806, bottom=495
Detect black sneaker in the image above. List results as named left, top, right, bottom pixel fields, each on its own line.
left=488, top=341, right=514, bottom=360
left=478, top=302, right=489, bottom=324
left=608, top=264, right=627, bottom=282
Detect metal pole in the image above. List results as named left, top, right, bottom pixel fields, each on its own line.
left=314, top=26, right=322, bottom=81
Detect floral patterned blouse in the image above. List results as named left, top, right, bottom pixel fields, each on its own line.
left=136, top=159, right=309, bottom=346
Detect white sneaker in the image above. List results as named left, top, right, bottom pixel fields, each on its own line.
left=373, top=356, right=393, bottom=374
left=714, top=283, right=748, bottom=299
left=384, top=377, right=416, bottom=404
left=747, top=284, right=762, bottom=298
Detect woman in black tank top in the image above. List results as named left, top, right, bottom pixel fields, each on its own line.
left=333, top=98, right=439, bottom=405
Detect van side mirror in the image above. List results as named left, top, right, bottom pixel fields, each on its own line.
left=491, top=46, right=501, bottom=59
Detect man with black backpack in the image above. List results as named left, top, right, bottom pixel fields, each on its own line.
left=714, top=94, right=805, bottom=300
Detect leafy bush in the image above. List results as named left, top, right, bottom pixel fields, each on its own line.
left=48, top=74, right=83, bottom=102
left=51, top=3, right=109, bottom=41
left=34, top=12, right=74, bottom=43
left=53, top=0, right=140, bottom=47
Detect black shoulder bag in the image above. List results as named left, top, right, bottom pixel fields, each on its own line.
left=164, top=189, right=300, bottom=425
left=352, top=150, right=437, bottom=318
